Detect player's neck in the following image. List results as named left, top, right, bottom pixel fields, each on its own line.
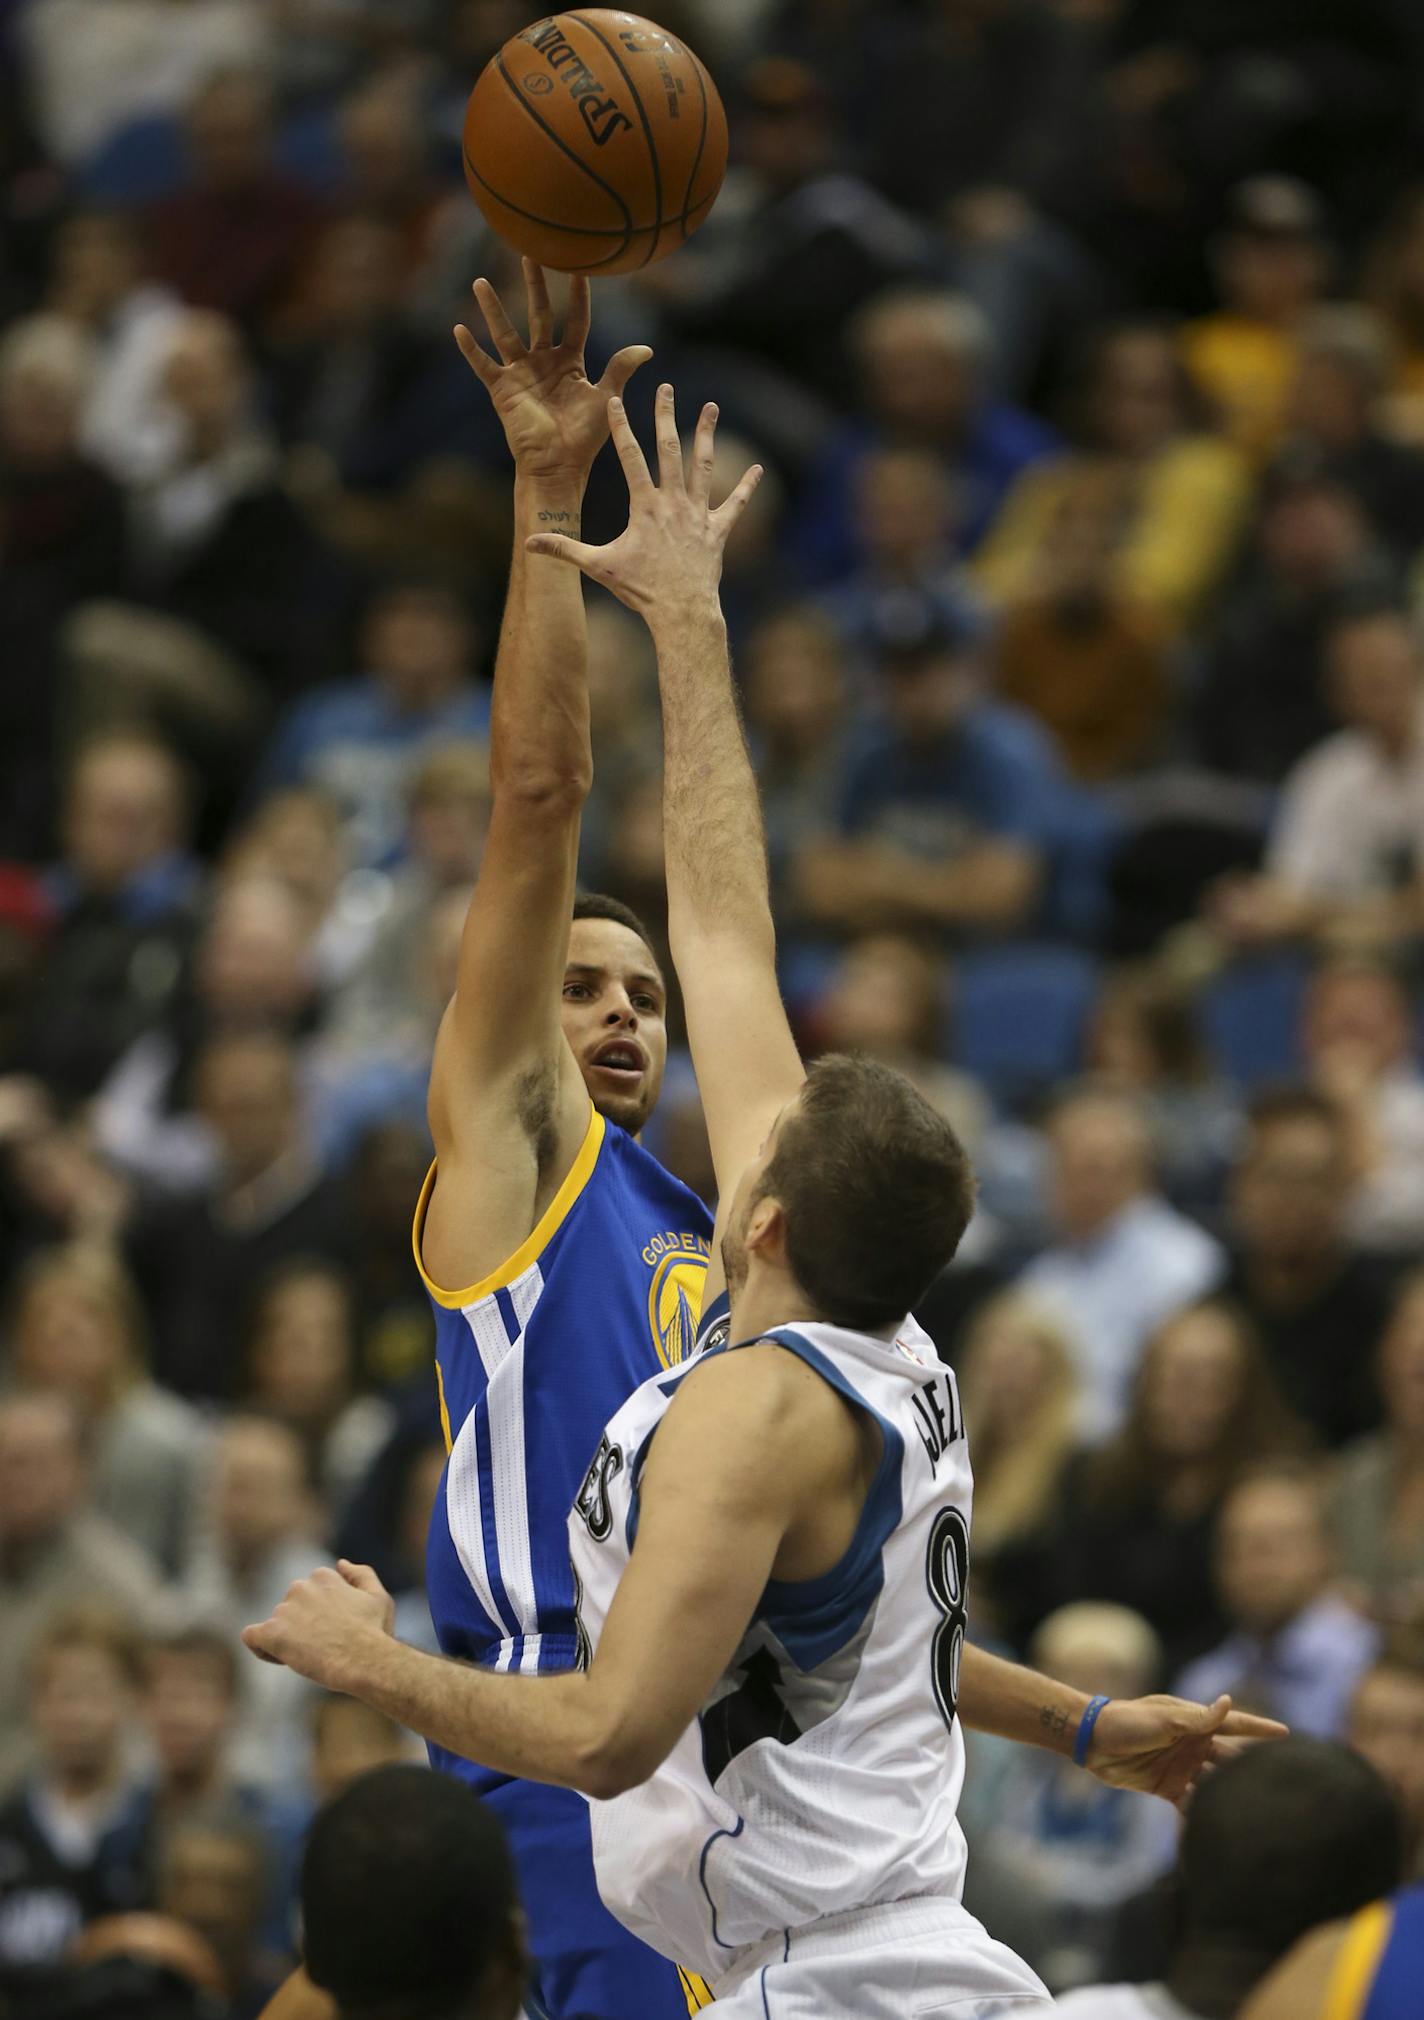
left=728, top=1269, right=826, bottom=1347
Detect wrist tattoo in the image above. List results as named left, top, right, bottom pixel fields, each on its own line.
left=536, top=509, right=578, bottom=529
left=1039, top=1703, right=1071, bottom=1746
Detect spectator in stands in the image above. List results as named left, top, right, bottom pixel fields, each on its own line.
left=1220, top=1087, right=1394, bottom=1445
left=1083, top=966, right=1239, bottom=1213
left=955, top=1294, right=1081, bottom=1649
left=125, top=1031, right=350, bottom=1398
left=11, top=731, right=199, bottom=1102
left=961, top=1603, right=1176, bottom=1991
left=793, top=287, right=1055, bottom=584
left=740, top=606, right=849, bottom=927
left=0, top=1395, right=161, bottom=1790
left=815, top=932, right=989, bottom=1154
left=1348, top=1653, right=1424, bottom=1879
left=1181, top=177, right=1330, bottom=459
left=310, top=1696, right=411, bottom=1806
left=1020, top=1086, right=1224, bottom=1434
left=1287, top=305, right=1424, bottom=561
left=179, top=1416, right=326, bottom=1793
left=1332, top=1273, right=1424, bottom=1632
left=0, top=1608, right=150, bottom=2007
left=122, top=309, right=323, bottom=698
left=1177, top=1463, right=1379, bottom=1735
left=1054, top=1738, right=1406, bottom=2020
left=1053, top=1301, right=1301, bottom=1674
left=1366, top=184, right=1424, bottom=432
left=222, top=787, right=366, bottom=991
left=93, top=871, right=320, bottom=1194
left=1301, top=959, right=1424, bottom=1255
left=988, top=476, right=1173, bottom=784
left=139, top=1628, right=263, bottom=1839
left=652, top=57, right=930, bottom=410
left=54, top=1910, right=229, bottom=2020
left=156, top=1808, right=286, bottom=2016
left=1191, top=456, right=1381, bottom=787
left=258, top=578, right=489, bottom=868
left=978, top=318, right=1252, bottom=637
left=17, top=0, right=270, bottom=169
left=0, top=313, right=127, bottom=851
left=329, top=742, right=487, bottom=1060
left=795, top=600, right=1056, bottom=942
left=299, top=1765, right=527, bottom=2020
left=241, top=1261, right=393, bottom=1521
left=817, top=445, right=988, bottom=663
left=6, top=1241, right=209, bottom=1578
left=1214, top=600, right=1424, bottom=951
left=43, top=209, right=185, bottom=488
left=148, top=67, right=324, bottom=327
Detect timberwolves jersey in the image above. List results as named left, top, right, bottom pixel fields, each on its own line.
left=1323, top=1888, right=1424, bottom=2020
left=569, top=1312, right=979, bottom=1985
left=415, top=1102, right=712, bottom=1716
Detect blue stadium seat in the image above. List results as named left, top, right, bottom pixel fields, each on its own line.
left=1201, top=954, right=1310, bottom=1090
left=950, top=943, right=1099, bottom=1111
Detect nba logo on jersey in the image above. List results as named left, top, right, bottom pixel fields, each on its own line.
left=643, top=1231, right=711, bottom=1369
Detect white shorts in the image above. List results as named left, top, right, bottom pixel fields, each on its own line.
left=712, top=1896, right=1052, bottom=2019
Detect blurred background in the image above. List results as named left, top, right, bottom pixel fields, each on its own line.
left=2, top=0, right=1424, bottom=2010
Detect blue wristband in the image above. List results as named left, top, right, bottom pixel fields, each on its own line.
left=1073, top=1695, right=1112, bottom=1768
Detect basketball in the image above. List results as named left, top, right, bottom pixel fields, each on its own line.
left=461, top=11, right=728, bottom=276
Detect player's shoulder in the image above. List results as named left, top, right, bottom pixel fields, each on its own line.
left=1238, top=1916, right=1356, bottom=2020
left=1051, top=1986, right=1178, bottom=2020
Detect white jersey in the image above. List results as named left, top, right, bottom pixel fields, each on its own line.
left=567, top=1308, right=976, bottom=1988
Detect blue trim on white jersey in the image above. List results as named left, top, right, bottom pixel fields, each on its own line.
left=698, top=1813, right=745, bottom=1950
left=747, top=1326, right=905, bottom=1673
left=623, top=1362, right=701, bottom=1553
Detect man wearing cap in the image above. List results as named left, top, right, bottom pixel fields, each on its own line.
left=1181, top=176, right=1330, bottom=460
left=793, top=595, right=1057, bottom=939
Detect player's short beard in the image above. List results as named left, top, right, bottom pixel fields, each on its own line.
left=720, top=1194, right=752, bottom=1302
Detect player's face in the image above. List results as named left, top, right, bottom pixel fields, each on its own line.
left=561, top=919, right=668, bottom=1135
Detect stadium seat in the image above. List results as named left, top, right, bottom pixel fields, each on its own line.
left=1201, top=954, right=1310, bottom=1090
left=950, top=942, right=1099, bottom=1111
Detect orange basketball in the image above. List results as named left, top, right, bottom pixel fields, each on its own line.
left=462, top=11, right=727, bottom=276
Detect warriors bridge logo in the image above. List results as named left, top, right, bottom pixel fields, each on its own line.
left=643, top=1230, right=710, bottom=1369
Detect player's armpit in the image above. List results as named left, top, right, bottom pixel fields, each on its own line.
left=582, top=1345, right=847, bottom=1794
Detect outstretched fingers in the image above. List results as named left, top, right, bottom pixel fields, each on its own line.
left=714, top=459, right=765, bottom=532
left=654, top=381, right=682, bottom=489
left=526, top=531, right=607, bottom=579
left=523, top=258, right=554, bottom=348
left=687, top=401, right=718, bottom=504
left=472, top=277, right=525, bottom=363
left=563, top=272, right=592, bottom=353
left=453, top=323, right=497, bottom=385
left=600, top=344, right=655, bottom=402
left=608, top=397, right=653, bottom=494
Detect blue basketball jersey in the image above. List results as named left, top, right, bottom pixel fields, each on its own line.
left=414, top=1103, right=713, bottom=1752
left=1329, top=1887, right=1424, bottom=2020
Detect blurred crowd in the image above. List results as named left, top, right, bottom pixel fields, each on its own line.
left=4, top=0, right=1424, bottom=2009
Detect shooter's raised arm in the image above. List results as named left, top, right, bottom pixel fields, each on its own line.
left=527, top=385, right=801, bottom=1224
left=421, top=265, right=650, bottom=1290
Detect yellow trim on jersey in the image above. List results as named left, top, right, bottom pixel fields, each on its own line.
left=411, top=1106, right=606, bottom=1309
left=434, top=1359, right=452, bottom=1456
left=1322, top=1901, right=1394, bottom=2020
left=677, top=1966, right=714, bottom=2010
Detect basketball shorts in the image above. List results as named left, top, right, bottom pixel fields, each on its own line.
left=711, top=1896, right=1052, bottom=2019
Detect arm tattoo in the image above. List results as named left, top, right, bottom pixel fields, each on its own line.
left=1039, top=1702, right=1071, bottom=1748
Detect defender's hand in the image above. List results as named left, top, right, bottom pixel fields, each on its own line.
left=455, top=259, right=652, bottom=481
left=1087, top=1693, right=1288, bottom=1808
left=242, top=1561, right=395, bottom=1690
left=525, top=383, right=762, bottom=622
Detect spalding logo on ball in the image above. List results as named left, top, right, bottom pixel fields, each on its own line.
left=463, top=10, right=728, bottom=275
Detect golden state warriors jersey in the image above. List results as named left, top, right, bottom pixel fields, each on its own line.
left=414, top=1104, right=713, bottom=1794
left=1323, top=1888, right=1424, bottom=2020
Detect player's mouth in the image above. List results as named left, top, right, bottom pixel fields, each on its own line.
left=588, top=1038, right=646, bottom=1084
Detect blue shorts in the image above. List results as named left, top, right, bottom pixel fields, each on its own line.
left=474, top=1774, right=710, bottom=2020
